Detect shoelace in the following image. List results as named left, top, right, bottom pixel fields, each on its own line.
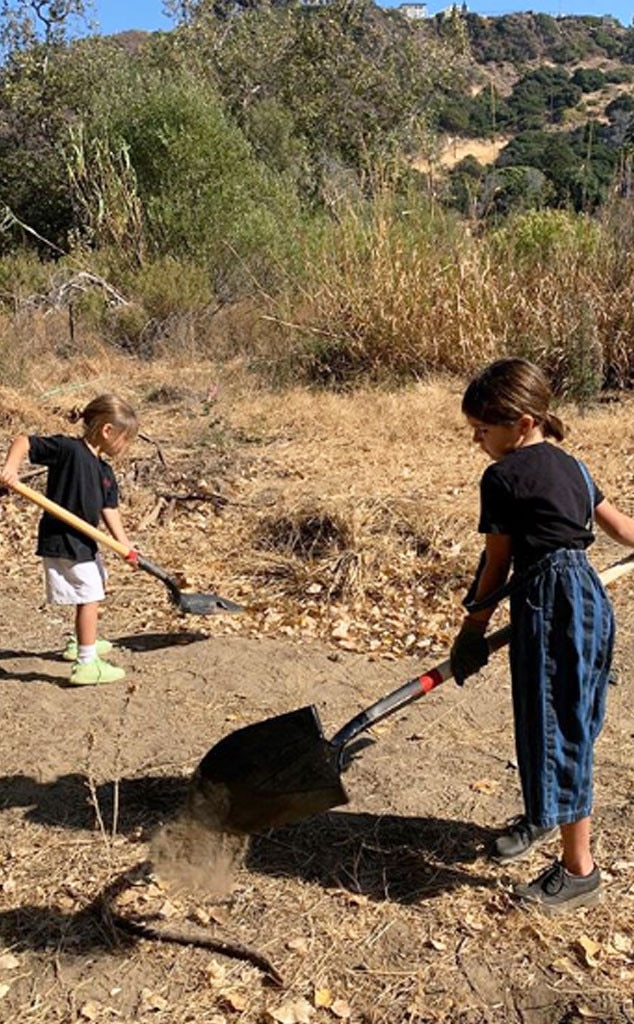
left=535, top=860, right=565, bottom=895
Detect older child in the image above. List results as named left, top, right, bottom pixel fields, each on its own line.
left=1, top=394, right=138, bottom=686
left=450, top=357, right=634, bottom=913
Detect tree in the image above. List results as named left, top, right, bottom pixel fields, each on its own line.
left=0, top=1, right=92, bottom=62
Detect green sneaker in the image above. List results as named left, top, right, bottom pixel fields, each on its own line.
left=69, top=657, right=125, bottom=686
left=62, top=637, right=113, bottom=662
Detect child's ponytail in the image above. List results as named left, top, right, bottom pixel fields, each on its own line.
left=70, top=394, right=138, bottom=442
left=543, top=411, right=566, bottom=442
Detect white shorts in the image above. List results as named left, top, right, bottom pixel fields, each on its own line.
left=44, top=554, right=107, bottom=605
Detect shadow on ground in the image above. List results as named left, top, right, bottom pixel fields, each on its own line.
left=248, top=810, right=499, bottom=902
left=0, top=772, right=189, bottom=832
left=0, top=768, right=501, bottom=906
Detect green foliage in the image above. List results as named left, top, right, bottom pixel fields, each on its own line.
left=506, top=67, right=582, bottom=130
left=606, top=66, right=634, bottom=84
left=606, top=93, right=634, bottom=119
left=174, top=0, right=468, bottom=190
left=98, top=74, right=304, bottom=295
left=479, top=165, right=552, bottom=216
left=0, top=0, right=92, bottom=61
left=0, top=35, right=145, bottom=251
left=491, top=208, right=601, bottom=265
left=463, top=11, right=624, bottom=66
left=494, top=125, right=618, bottom=212
left=571, top=67, right=606, bottom=92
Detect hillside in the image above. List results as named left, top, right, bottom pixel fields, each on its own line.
left=428, top=11, right=634, bottom=212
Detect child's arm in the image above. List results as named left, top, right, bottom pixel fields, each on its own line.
left=0, top=434, right=30, bottom=487
left=101, top=507, right=134, bottom=551
left=450, top=533, right=512, bottom=685
left=464, top=533, right=513, bottom=626
left=595, top=499, right=634, bottom=548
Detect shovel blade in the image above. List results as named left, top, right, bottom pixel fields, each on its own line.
left=196, top=705, right=348, bottom=833
left=176, top=592, right=244, bottom=615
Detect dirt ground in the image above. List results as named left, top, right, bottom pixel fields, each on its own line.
left=0, top=366, right=633, bottom=1024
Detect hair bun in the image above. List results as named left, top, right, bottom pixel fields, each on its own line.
left=68, top=405, right=84, bottom=424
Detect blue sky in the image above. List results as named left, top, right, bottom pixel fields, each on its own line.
left=90, top=0, right=631, bottom=36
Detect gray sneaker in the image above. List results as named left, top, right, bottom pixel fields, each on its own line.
left=490, top=815, right=556, bottom=864
left=513, top=859, right=601, bottom=915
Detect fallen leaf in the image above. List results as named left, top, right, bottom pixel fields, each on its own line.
left=331, top=620, right=350, bottom=640
left=470, top=778, right=500, bottom=794
left=208, top=906, right=229, bottom=926
left=550, top=956, right=578, bottom=975
left=158, top=899, right=179, bottom=919
left=331, top=999, right=352, bottom=1019
left=575, top=1005, right=605, bottom=1020
left=220, top=989, right=248, bottom=1012
left=314, top=988, right=332, bottom=1008
left=428, top=937, right=447, bottom=952
left=287, top=937, right=310, bottom=955
left=79, top=1002, right=101, bottom=1021
left=140, top=989, right=169, bottom=1012
left=612, top=932, right=632, bottom=954
left=463, top=912, right=484, bottom=932
left=206, top=961, right=227, bottom=986
left=0, top=954, right=19, bottom=971
left=342, top=892, right=368, bottom=907
left=576, top=935, right=602, bottom=968
left=0, top=985, right=11, bottom=1000
left=266, top=996, right=313, bottom=1024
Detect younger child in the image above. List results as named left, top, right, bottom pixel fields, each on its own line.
left=450, top=357, right=634, bottom=913
left=1, top=394, right=138, bottom=686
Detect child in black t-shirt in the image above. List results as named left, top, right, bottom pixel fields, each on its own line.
left=1, top=395, right=138, bottom=686
left=450, top=357, right=634, bottom=913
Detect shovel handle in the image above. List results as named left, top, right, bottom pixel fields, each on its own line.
left=330, top=549, right=634, bottom=753
left=331, top=624, right=511, bottom=750
left=8, top=479, right=138, bottom=563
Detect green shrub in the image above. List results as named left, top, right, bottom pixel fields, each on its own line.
left=90, top=74, right=305, bottom=298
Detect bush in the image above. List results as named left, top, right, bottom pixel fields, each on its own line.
left=90, top=74, right=306, bottom=298
left=571, top=67, right=607, bottom=92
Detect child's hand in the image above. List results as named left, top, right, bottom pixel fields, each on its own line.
left=450, top=618, right=489, bottom=686
left=0, top=464, right=19, bottom=488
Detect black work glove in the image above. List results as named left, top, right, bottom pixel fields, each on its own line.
left=450, top=618, right=489, bottom=686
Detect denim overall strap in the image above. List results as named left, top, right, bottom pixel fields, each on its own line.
left=576, top=458, right=595, bottom=531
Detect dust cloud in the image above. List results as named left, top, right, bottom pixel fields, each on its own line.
left=150, top=772, right=248, bottom=896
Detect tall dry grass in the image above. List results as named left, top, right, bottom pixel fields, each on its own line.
left=3, top=186, right=634, bottom=400
left=264, top=194, right=634, bottom=399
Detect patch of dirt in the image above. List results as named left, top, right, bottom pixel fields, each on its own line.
left=1, top=365, right=633, bottom=1023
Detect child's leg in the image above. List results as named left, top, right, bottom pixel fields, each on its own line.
left=560, top=817, right=594, bottom=877
left=75, top=601, right=99, bottom=662
left=76, top=601, right=99, bottom=645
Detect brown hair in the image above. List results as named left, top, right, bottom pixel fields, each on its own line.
left=69, top=394, right=138, bottom=444
left=462, top=358, right=565, bottom=442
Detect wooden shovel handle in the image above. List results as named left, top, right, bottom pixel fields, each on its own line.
left=9, top=479, right=136, bottom=562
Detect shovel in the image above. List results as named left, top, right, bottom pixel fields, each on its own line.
left=195, top=552, right=634, bottom=832
left=8, top=480, right=243, bottom=616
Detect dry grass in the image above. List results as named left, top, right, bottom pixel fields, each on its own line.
left=1, top=352, right=634, bottom=1023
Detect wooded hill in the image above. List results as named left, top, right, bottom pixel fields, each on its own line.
left=434, top=11, right=634, bottom=214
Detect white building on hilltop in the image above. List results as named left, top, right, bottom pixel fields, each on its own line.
left=398, top=3, right=428, bottom=19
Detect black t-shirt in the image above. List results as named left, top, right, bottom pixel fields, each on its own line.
left=478, top=442, right=604, bottom=571
left=29, top=435, right=119, bottom=562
